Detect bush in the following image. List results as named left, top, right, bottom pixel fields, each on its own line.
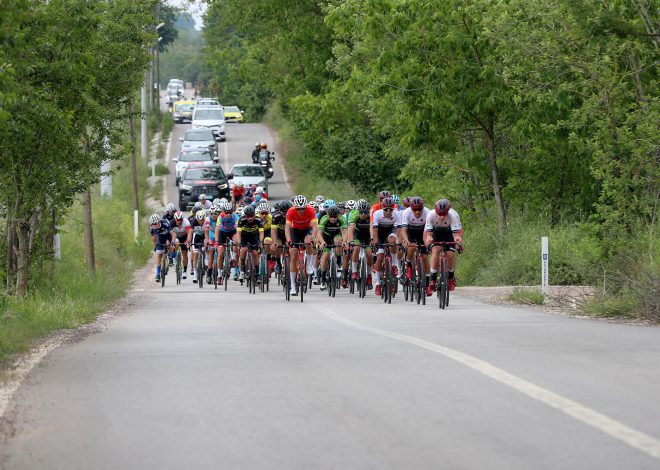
left=507, top=288, right=545, bottom=305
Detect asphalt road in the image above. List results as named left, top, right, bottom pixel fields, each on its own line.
left=2, top=104, right=660, bottom=469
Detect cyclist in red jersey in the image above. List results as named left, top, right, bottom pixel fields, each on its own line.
left=285, top=195, right=318, bottom=296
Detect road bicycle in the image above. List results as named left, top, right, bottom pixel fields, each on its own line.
left=282, top=246, right=291, bottom=301
left=244, top=248, right=257, bottom=294
left=288, top=242, right=308, bottom=302
left=174, top=244, right=184, bottom=285
left=258, top=243, right=270, bottom=293
left=220, top=239, right=233, bottom=291
left=376, top=243, right=401, bottom=304
left=404, top=244, right=426, bottom=306
left=428, top=241, right=461, bottom=309
left=159, top=242, right=171, bottom=288
left=195, top=244, right=205, bottom=288
left=323, top=244, right=342, bottom=298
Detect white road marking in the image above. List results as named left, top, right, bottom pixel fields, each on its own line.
left=314, top=304, right=660, bottom=461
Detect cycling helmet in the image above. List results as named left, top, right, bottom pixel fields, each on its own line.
left=337, top=201, right=346, bottom=210
left=198, top=194, right=207, bottom=201
left=279, top=200, right=292, bottom=212
left=315, top=195, right=325, bottom=204
left=327, top=205, right=340, bottom=217
left=310, top=201, right=319, bottom=210
left=392, top=195, right=400, bottom=204
left=243, top=205, right=256, bottom=217
left=195, top=210, right=206, bottom=221
left=255, top=142, right=260, bottom=147
left=219, top=198, right=228, bottom=204
left=244, top=196, right=253, bottom=205
left=345, top=199, right=357, bottom=211
left=357, top=199, right=370, bottom=212
left=381, top=197, right=395, bottom=209
left=173, top=211, right=184, bottom=220
left=192, top=202, right=202, bottom=213
left=293, top=195, right=307, bottom=208
left=212, top=198, right=221, bottom=205
left=166, top=203, right=176, bottom=212
left=435, top=199, right=451, bottom=216
left=256, top=186, right=264, bottom=194
left=323, top=199, right=336, bottom=209
left=221, top=201, right=232, bottom=212
left=254, top=194, right=262, bottom=203
left=402, top=196, right=411, bottom=208
left=210, top=205, right=221, bottom=215
left=410, top=196, right=425, bottom=210
left=257, top=202, right=270, bottom=213
left=379, top=190, right=391, bottom=200
left=149, top=214, right=160, bottom=224
left=236, top=207, right=244, bottom=217
left=260, top=143, right=267, bottom=149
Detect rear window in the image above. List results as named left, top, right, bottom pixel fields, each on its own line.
left=180, top=151, right=213, bottom=162
left=232, top=166, right=264, bottom=177
left=194, top=109, right=224, bottom=120
left=184, top=167, right=226, bottom=180
left=185, top=130, right=214, bottom=141
left=175, top=103, right=194, bottom=112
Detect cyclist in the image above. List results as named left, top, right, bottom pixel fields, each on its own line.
left=316, top=205, right=348, bottom=290
left=257, top=201, right=275, bottom=275
left=149, top=214, right=177, bottom=282
left=171, top=211, right=191, bottom=279
left=315, top=195, right=325, bottom=206
left=402, top=196, right=411, bottom=210
left=392, top=195, right=404, bottom=211
left=270, top=200, right=291, bottom=275
left=285, top=195, right=318, bottom=296
left=204, top=205, right=221, bottom=284
left=371, top=197, right=402, bottom=296
left=231, top=180, right=245, bottom=208
left=198, top=194, right=212, bottom=211
left=400, top=197, right=432, bottom=296
left=371, top=190, right=391, bottom=217
left=214, top=201, right=239, bottom=285
left=162, top=203, right=177, bottom=223
left=424, top=199, right=463, bottom=291
left=237, top=205, right=264, bottom=280
left=347, top=199, right=373, bottom=289
left=187, top=210, right=209, bottom=283
left=189, top=202, right=203, bottom=218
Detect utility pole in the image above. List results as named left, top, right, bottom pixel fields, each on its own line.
left=129, top=100, right=140, bottom=240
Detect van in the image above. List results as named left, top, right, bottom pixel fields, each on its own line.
left=191, top=106, right=226, bottom=142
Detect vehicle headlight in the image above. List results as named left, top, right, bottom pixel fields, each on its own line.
left=218, top=184, right=228, bottom=190
left=180, top=184, right=192, bottom=191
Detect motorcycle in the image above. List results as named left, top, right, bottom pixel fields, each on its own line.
left=258, top=150, right=275, bottom=179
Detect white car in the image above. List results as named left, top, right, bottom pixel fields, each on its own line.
left=227, top=164, right=268, bottom=193
left=173, top=148, right=218, bottom=185
left=196, top=98, right=220, bottom=107
left=192, top=106, right=226, bottom=142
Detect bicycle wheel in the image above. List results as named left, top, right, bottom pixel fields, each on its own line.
left=385, top=258, right=392, bottom=304
left=161, top=254, right=167, bottom=288
left=175, top=251, right=181, bottom=285
left=298, top=262, right=305, bottom=303
left=328, top=257, right=336, bottom=298
left=197, top=252, right=204, bottom=287
left=418, top=257, right=426, bottom=306
left=283, top=255, right=291, bottom=301
left=223, top=249, right=230, bottom=291
left=359, top=258, right=366, bottom=298
left=438, top=257, right=447, bottom=309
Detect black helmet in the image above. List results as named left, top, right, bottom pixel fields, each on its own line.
left=327, top=205, right=340, bottom=217
left=243, top=205, right=256, bottom=217
left=279, top=200, right=292, bottom=212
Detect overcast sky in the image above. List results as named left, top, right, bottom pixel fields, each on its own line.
left=167, top=0, right=206, bottom=30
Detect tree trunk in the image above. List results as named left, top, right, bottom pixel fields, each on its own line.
left=82, top=190, right=95, bottom=274
left=129, top=101, right=140, bottom=213
left=45, top=206, right=57, bottom=281
left=6, top=215, right=15, bottom=291
left=484, top=114, right=506, bottom=235
left=15, top=218, right=30, bottom=298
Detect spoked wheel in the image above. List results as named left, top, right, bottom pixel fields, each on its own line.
left=299, top=264, right=305, bottom=303
left=161, top=254, right=167, bottom=288
left=359, top=260, right=367, bottom=298
left=175, top=252, right=182, bottom=285
left=247, top=253, right=256, bottom=294
left=418, top=258, right=426, bottom=306
left=197, top=253, right=204, bottom=288
left=329, top=258, right=337, bottom=298
left=283, top=256, right=291, bottom=301
left=223, top=252, right=230, bottom=291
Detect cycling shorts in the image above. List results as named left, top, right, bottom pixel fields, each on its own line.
left=321, top=233, right=342, bottom=253
left=240, top=233, right=260, bottom=250
left=290, top=227, right=311, bottom=245
left=431, top=229, right=456, bottom=252
left=407, top=228, right=428, bottom=254
left=218, top=229, right=236, bottom=245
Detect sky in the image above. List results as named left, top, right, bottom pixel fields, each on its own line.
left=167, top=0, right=206, bottom=30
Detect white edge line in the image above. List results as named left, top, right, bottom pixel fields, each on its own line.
left=313, top=304, right=660, bottom=461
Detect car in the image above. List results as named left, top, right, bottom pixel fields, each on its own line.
left=191, top=106, right=226, bottom=142
left=223, top=105, right=244, bottom=123
left=173, top=148, right=218, bottom=185
left=196, top=98, right=220, bottom=108
left=227, top=164, right=268, bottom=192
left=179, top=128, right=219, bottom=156
left=178, top=163, right=230, bottom=210
left=172, top=100, right=195, bottom=123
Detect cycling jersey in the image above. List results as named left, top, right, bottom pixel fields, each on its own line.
left=286, top=206, right=316, bottom=230
left=318, top=214, right=347, bottom=242
left=401, top=207, right=430, bottom=230
left=257, top=212, right=272, bottom=232
left=237, top=217, right=264, bottom=235
left=218, top=212, right=239, bottom=232
left=373, top=209, right=401, bottom=231
left=424, top=209, right=461, bottom=232
left=208, top=216, right=219, bottom=242
left=150, top=219, right=172, bottom=247
left=170, top=218, right=191, bottom=240
left=348, top=211, right=371, bottom=245
left=161, top=211, right=176, bottom=224
left=198, top=200, right=212, bottom=210
left=370, top=202, right=381, bottom=217
left=272, top=211, right=286, bottom=231
left=188, top=217, right=208, bottom=245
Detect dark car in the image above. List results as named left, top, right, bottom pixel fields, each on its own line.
left=178, top=163, right=230, bottom=210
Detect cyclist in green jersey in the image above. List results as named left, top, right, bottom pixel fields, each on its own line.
left=316, top=205, right=348, bottom=289
left=346, top=199, right=374, bottom=289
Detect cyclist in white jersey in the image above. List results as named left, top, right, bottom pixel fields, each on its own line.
left=400, top=197, right=433, bottom=296
left=371, top=197, right=402, bottom=297
left=424, top=199, right=462, bottom=291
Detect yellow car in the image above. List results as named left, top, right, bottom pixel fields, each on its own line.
left=172, top=100, right=196, bottom=123
left=223, top=105, right=244, bottom=123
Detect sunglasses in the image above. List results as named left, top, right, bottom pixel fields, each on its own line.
left=260, top=212, right=269, bottom=216
left=383, top=208, right=393, bottom=212
left=412, top=208, right=422, bottom=212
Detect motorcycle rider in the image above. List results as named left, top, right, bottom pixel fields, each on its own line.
left=258, top=143, right=274, bottom=178
left=251, top=142, right=261, bottom=164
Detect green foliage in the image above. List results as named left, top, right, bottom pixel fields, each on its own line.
left=159, top=17, right=204, bottom=87
left=507, top=288, right=545, bottom=306
left=155, top=163, right=169, bottom=176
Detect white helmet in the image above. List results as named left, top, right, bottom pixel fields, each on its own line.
left=221, top=201, right=232, bottom=212
left=198, top=193, right=207, bottom=201
left=345, top=199, right=357, bottom=211
left=149, top=214, right=160, bottom=224
left=195, top=210, right=206, bottom=221
left=213, top=198, right=221, bottom=205
left=236, top=207, right=244, bottom=217
left=166, top=203, right=176, bottom=212
left=233, top=180, right=242, bottom=188
left=293, top=195, right=307, bottom=208
left=256, top=186, right=264, bottom=194
left=315, top=195, right=325, bottom=203
left=173, top=211, right=184, bottom=220
left=219, top=198, right=228, bottom=204
left=257, top=202, right=270, bottom=212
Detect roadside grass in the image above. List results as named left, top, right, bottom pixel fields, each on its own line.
left=149, top=178, right=164, bottom=202
left=507, top=288, right=545, bottom=305
left=264, top=102, right=369, bottom=200
left=155, top=163, right=170, bottom=176
left=161, top=112, right=174, bottom=142
left=0, top=137, right=154, bottom=367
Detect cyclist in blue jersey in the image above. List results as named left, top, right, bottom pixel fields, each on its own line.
left=214, top=201, right=240, bottom=284
left=204, top=204, right=221, bottom=284
left=149, top=214, right=177, bottom=282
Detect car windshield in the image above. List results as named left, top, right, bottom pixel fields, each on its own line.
left=175, top=104, right=194, bottom=112
left=194, top=109, right=223, bottom=120
left=184, top=130, right=213, bottom=141
left=185, top=167, right=225, bottom=180
left=224, top=106, right=240, bottom=113
left=232, top=166, right=263, bottom=177
left=180, top=151, right=212, bottom=162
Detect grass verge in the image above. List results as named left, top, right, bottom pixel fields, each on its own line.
left=507, top=288, right=545, bottom=305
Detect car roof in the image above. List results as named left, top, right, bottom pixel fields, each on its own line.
left=231, top=164, right=260, bottom=168
left=181, top=148, right=212, bottom=153
left=184, top=128, right=213, bottom=136
left=187, top=161, right=217, bottom=167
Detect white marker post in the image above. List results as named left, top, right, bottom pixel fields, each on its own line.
left=541, top=236, right=549, bottom=294
left=134, top=210, right=139, bottom=241
left=53, top=229, right=61, bottom=261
